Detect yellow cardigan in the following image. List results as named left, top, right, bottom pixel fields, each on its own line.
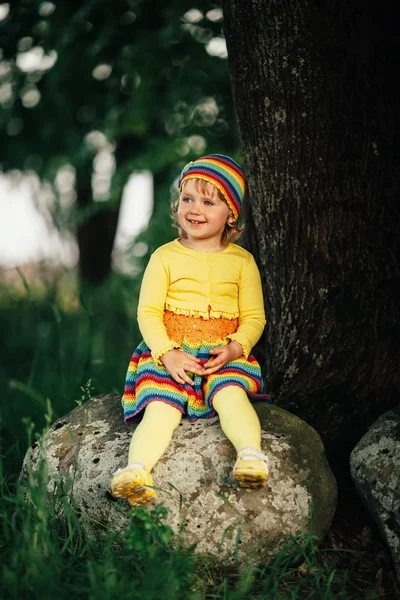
left=137, top=239, right=266, bottom=364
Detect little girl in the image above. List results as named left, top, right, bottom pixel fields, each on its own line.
left=111, top=154, right=270, bottom=506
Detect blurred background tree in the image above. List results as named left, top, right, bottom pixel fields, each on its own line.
left=0, top=0, right=244, bottom=478
left=0, top=0, right=239, bottom=285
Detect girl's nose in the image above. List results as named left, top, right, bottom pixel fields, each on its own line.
left=189, top=202, right=201, bottom=214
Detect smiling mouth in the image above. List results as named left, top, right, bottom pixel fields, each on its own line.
left=188, top=219, right=206, bottom=225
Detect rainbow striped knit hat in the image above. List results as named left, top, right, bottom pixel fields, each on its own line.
left=178, top=154, right=245, bottom=220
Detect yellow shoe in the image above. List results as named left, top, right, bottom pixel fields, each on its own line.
left=232, top=447, right=269, bottom=489
left=111, top=463, right=157, bottom=506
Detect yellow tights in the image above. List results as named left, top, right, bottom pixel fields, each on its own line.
left=213, top=386, right=261, bottom=452
left=128, top=386, right=261, bottom=471
left=128, top=401, right=182, bottom=470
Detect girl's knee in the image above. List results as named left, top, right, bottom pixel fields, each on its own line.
left=144, top=401, right=183, bottom=427
left=213, top=386, right=249, bottom=411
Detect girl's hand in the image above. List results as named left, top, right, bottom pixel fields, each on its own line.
left=203, top=341, right=243, bottom=375
left=160, top=349, right=205, bottom=385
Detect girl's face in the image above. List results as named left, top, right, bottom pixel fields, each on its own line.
left=178, top=179, right=233, bottom=247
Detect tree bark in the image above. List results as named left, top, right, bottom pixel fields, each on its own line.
left=221, top=0, right=400, bottom=447
left=76, top=163, right=119, bottom=287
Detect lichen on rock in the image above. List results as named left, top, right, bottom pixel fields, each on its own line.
left=21, top=393, right=337, bottom=564
left=350, top=406, right=400, bottom=579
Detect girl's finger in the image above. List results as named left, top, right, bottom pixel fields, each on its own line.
left=182, top=360, right=202, bottom=370
left=203, top=359, right=216, bottom=368
left=185, top=367, right=204, bottom=376
left=204, top=355, right=226, bottom=368
left=183, top=361, right=204, bottom=374
left=181, top=372, right=194, bottom=385
left=204, top=360, right=227, bottom=374
left=209, top=346, right=224, bottom=354
left=203, top=364, right=222, bottom=375
left=193, top=367, right=206, bottom=376
left=173, top=373, right=186, bottom=384
left=184, top=352, right=201, bottom=362
left=173, top=370, right=194, bottom=385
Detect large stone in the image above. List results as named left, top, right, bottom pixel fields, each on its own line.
left=350, top=405, right=400, bottom=579
left=21, top=394, right=337, bottom=563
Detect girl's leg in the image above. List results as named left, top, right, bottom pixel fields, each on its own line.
left=213, top=386, right=268, bottom=488
left=128, top=401, right=183, bottom=471
left=213, top=385, right=261, bottom=451
left=111, top=401, right=182, bottom=505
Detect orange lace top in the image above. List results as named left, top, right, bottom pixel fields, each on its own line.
left=163, top=310, right=238, bottom=345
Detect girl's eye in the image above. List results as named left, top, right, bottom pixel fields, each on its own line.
left=204, top=200, right=213, bottom=206
left=182, top=197, right=192, bottom=202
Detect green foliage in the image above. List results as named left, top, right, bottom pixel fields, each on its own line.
left=0, top=272, right=141, bottom=480
left=1, top=0, right=237, bottom=174
left=0, top=460, right=198, bottom=600
left=74, top=379, right=95, bottom=407
left=0, top=0, right=240, bottom=283
left=0, top=456, right=355, bottom=600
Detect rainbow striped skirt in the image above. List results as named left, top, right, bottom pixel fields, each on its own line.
left=122, top=312, right=270, bottom=422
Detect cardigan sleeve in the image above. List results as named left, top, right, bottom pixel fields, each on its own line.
left=137, top=252, right=181, bottom=365
left=226, top=255, right=266, bottom=358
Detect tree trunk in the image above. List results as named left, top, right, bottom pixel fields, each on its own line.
left=75, top=136, right=144, bottom=286
left=221, top=0, right=400, bottom=448
left=76, top=163, right=119, bottom=287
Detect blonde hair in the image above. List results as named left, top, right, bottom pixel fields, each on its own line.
left=171, top=178, right=244, bottom=243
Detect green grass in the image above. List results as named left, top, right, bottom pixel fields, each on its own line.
left=0, top=272, right=374, bottom=599
left=1, top=457, right=354, bottom=600
left=0, top=271, right=141, bottom=482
